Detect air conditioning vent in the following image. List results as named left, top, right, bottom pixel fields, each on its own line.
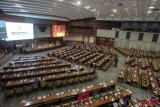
left=118, top=3, right=123, bottom=6
left=153, top=9, right=159, bottom=11
left=155, top=18, right=159, bottom=20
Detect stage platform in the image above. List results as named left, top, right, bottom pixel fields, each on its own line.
left=22, top=45, right=62, bottom=54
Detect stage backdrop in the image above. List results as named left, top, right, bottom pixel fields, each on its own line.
left=52, top=25, right=65, bottom=37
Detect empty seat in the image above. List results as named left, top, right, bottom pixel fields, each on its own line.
left=63, top=103, right=70, bottom=107
left=62, top=79, right=67, bottom=86
left=4, top=89, right=14, bottom=96
left=68, top=78, right=74, bottom=84
left=46, top=81, right=53, bottom=87
left=85, top=75, right=90, bottom=81
left=24, top=86, right=32, bottom=92
left=79, top=76, right=85, bottom=82
left=14, top=87, right=23, bottom=94
left=55, top=80, right=61, bottom=87
left=74, top=77, right=79, bottom=83
left=32, top=84, right=38, bottom=90
left=40, top=80, right=46, bottom=88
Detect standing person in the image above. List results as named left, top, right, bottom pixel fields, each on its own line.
left=34, top=78, right=40, bottom=88
left=114, top=55, right=118, bottom=67
left=92, top=67, right=96, bottom=74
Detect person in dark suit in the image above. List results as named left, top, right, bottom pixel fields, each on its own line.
left=114, top=55, right=118, bottom=67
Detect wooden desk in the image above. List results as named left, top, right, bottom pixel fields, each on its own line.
left=86, top=91, right=131, bottom=107
left=1, top=64, right=71, bottom=74
left=149, top=70, right=160, bottom=96
left=102, top=57, right=114, bottom=70
left=20, top=81, right=116, bottom=107
left=3, top=61, right=60, bottom=70
left=13, top=57, right=56, bottom=64
left=96, top=56, right=111, bottom=68
left=0, top=53, right=13, bottom=66
left=79, top=53, right=98, bottom=63
left=1, top=69, right=76, bottom=82
left=86, top=54, right=104, bottom=65
left=5, top=71, right=94, bottom=88
left=132, top=65, right=139, bottom=87
left=23, top=45, right=62, bottom=54
left=118, top=64, right=128, bottom=83
left=141, top=69, right=150, bottom=89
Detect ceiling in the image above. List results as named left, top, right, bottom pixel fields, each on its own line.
left=0, top=0, right=160, bottom=21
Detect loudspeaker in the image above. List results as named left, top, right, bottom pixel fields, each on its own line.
left=0, top=9, right=4, bottom=14
left=38, top=25, right=47, bottom=32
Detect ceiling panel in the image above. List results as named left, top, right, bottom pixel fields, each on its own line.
left=0, top=0, right=160, bottom=21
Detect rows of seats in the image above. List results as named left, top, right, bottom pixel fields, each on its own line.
left=141, top=69, right=150, bottom=89
left=132, top=65, right=139, bottom=87
left=0, top=50, right=12, bottom=66
left=20, top=81, right=139, bottom=107
left=140, top=58, right=150, bottom=69
left=151, top=59, right=160, bottom=72
left=49, top=44, right=115, bottom=70
left=1, top=56, right=97, bottom=96
left=120, top=58, right=139, bottom=87
left=115, top=47, right=160, bottom=58
left=148, top=69, right=160, bottom=96
left=4, top=73, right=96, bottom=96
left=0, top=51, right=6, bottom=59
left=118, top=64, right=128, bottom=83
left=3, top=57, right=59, bottom=70
left=126, top=68, right=133, bottom=84
left=118, top=55, right=160, bottom=97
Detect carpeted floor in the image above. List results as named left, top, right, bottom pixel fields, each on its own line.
left=0, top=47, right=152, bottom=107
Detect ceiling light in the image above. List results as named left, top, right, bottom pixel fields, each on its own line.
left=147, top=11, right=152, bottom=14
left=149, top=6, right=155, bottom=9
left=15, top=4, right=22, bottom=8
left=20, top=9, right=27, bottom=12
left=76, top=1, right=81, bottom=5
left=110, top=14, right=114, bottom=17
left=124, top=8, right=128, bottom=11
left=85, top=6, right=90, bottom=9
left=133, top=3, right=137, bottom=6
left=104, top=3, right=109, bottom=6
left=91, top=9, right=97, bottom=12
left=58, top=0, right=63, bottom=1
left=112, top=9, right=117, bottom=12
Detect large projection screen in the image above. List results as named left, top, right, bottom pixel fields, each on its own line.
left=0, top=20, right=7, bottom=39
left=6, top=22, right=34, bottom=41
left=52, top=25, right=65, bottom=37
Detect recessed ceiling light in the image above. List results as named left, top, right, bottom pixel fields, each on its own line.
left=91, top=9, right=97, bottom=12
left=58, top=0, right=63, bottom=1
left=104, top=2, right=109, bottom=6
left=85, top=6, right=90, bottom=9
left=15, top=4, right=22, bottom=8
left=112, top=9, right=117, bottom=12
left=20, top=9, right=27, bottom=12
left=133, top=3, right=137, bottom=6
left=110, top=14, right=114, bottom=16
left=147, top=11, right=152, bottom=14
left=149, top=6, right=155, bottom=9
left=76, top=1, right=81, bottom=5
left=124, top=8, right=128, bottom=11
